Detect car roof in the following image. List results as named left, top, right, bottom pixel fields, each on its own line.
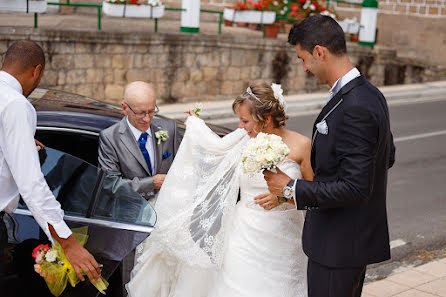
left=28, top=88, right=232, bottom=136
left=29, top=88, right=122, bottom=133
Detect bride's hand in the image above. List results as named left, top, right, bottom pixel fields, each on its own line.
left=254, top=192, right=280, bottom=210
left=183, top=109, right=198, bottom=125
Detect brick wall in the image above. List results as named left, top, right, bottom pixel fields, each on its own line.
left=331, top=0, right=445, bottom=17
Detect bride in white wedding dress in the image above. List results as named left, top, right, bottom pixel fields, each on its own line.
left=126, top=82, right=313, bottom=297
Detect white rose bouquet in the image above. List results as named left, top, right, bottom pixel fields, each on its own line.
left=242, top=132, right=290, bottom=175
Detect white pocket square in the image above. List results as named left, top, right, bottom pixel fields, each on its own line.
left=316, top=120, right=328, bottom=135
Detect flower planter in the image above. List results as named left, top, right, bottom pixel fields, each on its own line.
left=265, top=23, right=280, bottom=38
left=0, top=0, right=47, bottom=13
left=224, top=20, right=233, bottom=27
left=337, top=18, right=360, bottom=34
left=223, top=8, right=276, bottom=24
left=102, top=1, right=165, bottom=18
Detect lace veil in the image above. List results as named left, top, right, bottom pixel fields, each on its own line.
left=129, top=116, right=249, bottom=296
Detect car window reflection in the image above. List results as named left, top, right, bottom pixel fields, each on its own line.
left=19, top=147, right=156, bottom=228
left=93, top=174, right=157, bottom=227
left=42, top=148, right=96, bottom=216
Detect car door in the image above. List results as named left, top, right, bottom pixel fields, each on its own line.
left=1, top=147, right=156, bottom=297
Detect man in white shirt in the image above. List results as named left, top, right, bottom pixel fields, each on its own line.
left=0, top=40, right=101, bottom=282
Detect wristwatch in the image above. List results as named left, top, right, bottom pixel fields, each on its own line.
left=282, top=180, right=294, bottom=200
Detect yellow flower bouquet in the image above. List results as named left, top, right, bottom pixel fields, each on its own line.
left=32, top=226, right=108, bottom=296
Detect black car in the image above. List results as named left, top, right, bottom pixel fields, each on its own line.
left=0, top=88, right=231, bottom=297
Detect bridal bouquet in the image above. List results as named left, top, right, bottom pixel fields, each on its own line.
left=242, top=132, right=290, bottom=174
left=32, top=227, right=108, bottom=297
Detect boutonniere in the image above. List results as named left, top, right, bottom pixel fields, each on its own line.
left=155, top=127, right=168, bottom=146
left=193, top=102, right=203, bottom=117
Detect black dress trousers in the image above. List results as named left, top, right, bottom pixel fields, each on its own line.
left=307, top=258, right=366, bottom=297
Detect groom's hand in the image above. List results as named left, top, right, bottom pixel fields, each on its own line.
left=263, top=168, right=291, bottom=197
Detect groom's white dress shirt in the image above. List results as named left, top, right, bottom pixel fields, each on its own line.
left=0, top=70, right=71, bottom=242
left=292, top=67, right=361, bottom=205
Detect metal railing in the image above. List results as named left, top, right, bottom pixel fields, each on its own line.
left=200, top=9, right=224, bottom=35
left=31, top=2, right=223, bottom=34
left=46, top=0, right=103, bottom=30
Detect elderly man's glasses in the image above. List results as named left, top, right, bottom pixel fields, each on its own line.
left=125, top=102, right=159, bottom=119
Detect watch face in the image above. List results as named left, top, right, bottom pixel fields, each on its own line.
left=283, top=187, right=292, bottom=199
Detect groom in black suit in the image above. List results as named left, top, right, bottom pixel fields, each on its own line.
left=264, top=15, right=396, bottom=297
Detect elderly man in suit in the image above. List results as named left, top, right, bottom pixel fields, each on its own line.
left=264, top=15, right=395, bottom=297
left=99, top=81, right=181, bottom=204
left=98, top=81, right=181, bottom=293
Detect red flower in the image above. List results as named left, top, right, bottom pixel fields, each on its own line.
left=298, top=0, right=306, bottom=3
left=291, top=4, right=299, bottom=11
left=32, top=244, right=50, bottom=260
left=320, top=7, right=326, bottom=11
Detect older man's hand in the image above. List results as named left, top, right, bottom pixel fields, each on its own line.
left=153, top=174, right=167, bottom=190
left=35, top=139, right=44, bottom=151
left=263, top=167, right=292, bottom=197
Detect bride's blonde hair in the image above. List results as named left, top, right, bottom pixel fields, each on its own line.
left=232, top=81, right=288, bottom=128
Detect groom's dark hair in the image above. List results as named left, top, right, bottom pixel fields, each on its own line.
left=288, top=14, right=347, bottom=56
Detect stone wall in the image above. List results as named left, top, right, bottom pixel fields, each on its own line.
left=0, top=27, right=445, bottom=106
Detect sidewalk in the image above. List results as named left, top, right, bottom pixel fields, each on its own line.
left=363, top=258, right=446, bottom=297
left=159, top=80, right=446, bottom=123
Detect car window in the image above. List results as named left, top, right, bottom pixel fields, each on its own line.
left=35, top=129, right=99, bottom=166
left=18, top=147, right=156, bottom=227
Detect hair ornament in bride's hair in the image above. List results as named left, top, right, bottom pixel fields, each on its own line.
left=246, top=86, right=263, bottom=104
left=271, top=83, right=287, bottom=112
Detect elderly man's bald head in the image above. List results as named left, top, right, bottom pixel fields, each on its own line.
left=121, top=81, right=158, bottom=132
left=123, top=81, right=156, bottom=106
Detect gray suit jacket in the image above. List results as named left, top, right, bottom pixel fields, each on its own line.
left=98, top=116, right=181, bottom=200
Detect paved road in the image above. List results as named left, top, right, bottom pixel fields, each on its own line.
left=221, top=97, right=446, bottom=273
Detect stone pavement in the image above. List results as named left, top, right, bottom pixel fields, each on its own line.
left=363, top=258, right=446, bottom=297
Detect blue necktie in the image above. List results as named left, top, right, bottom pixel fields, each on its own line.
left=138, top=132, right=153, bottom=175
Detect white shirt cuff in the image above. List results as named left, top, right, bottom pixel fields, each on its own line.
left=292, top=179, right=298, bottom=209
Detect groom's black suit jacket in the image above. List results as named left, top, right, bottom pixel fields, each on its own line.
left=294, top=75, right=396, bottom=268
